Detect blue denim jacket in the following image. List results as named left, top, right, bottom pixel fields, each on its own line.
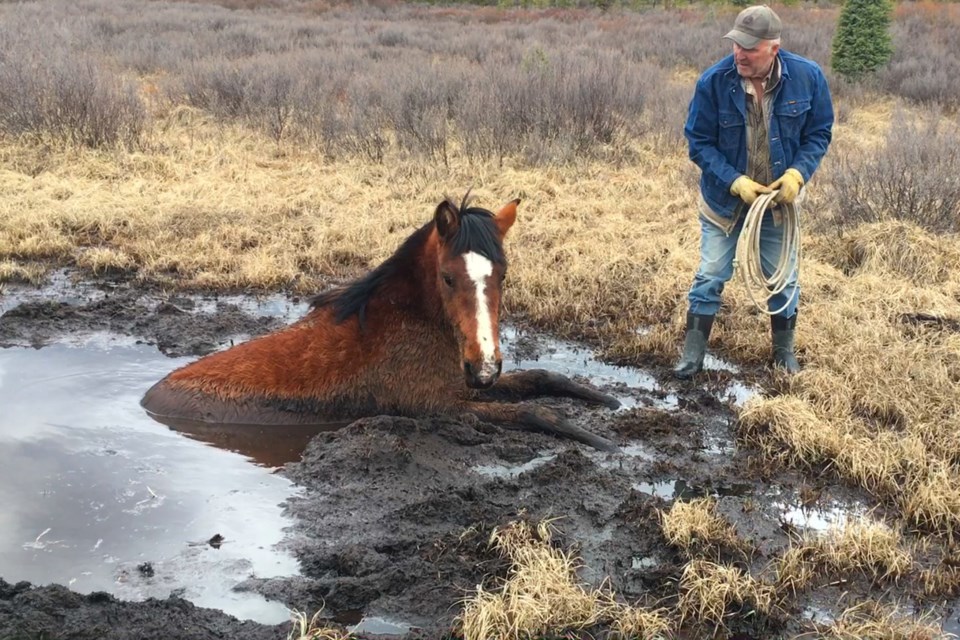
left=684, top=50, right=834, bottom=219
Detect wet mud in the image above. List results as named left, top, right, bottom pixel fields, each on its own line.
left=0, top=273, right=941, bottom=639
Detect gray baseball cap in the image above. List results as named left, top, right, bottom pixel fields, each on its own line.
left=723, top=5, right=782, bottom=49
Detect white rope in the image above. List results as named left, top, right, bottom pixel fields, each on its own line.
left=733, top=190, right=802, bottom=316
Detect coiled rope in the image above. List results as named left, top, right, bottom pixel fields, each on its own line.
left=733, top=190, right=802, bottom=316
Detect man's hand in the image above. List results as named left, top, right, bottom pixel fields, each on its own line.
left=730, top=175, right=772, bottom=205
left=768, top=168, right=804, bottom=204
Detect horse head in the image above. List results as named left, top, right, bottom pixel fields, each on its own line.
left=433, top=195, right=517, bottom=389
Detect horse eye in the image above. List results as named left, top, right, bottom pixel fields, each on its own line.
left=442, top=273, right=454, bottom=287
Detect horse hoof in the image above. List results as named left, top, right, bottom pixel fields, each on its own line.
left=603, top=395, right=621, bottom=410
left=595, top=437, right=620, bottom=453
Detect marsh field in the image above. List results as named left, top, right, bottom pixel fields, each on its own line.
left=1, top=0, right=960, bottom=638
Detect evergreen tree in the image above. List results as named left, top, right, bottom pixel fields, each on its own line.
left=831, top=0, right=894, bottom=80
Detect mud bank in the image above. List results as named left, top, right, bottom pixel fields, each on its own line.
left=0, top=273, right=914, bottom=639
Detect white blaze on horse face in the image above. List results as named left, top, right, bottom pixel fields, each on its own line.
left=463, top=251, right=499, bottom=380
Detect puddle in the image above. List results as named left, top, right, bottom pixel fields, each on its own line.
left=501, top=326, right=678, bottom=410
left=333, top=609, right=416, bottom=636
left=704, top=353, right=740, bottom=374
left=0, top=339, right=301, bottom=623
left=151, top=416, right=348, bottom=469
left=633, top=479, right=755, bottom=501
left=631, top=556, right=658, bottom=570
left=474, top=453, right=557, bottom=478
left=634, top=480, right=691, bottom=501
left=183, top=294, right=310, bottom=323
left=775, top=499, right=865, bottom=533
left=723, top=381, right=761, bottom=407
left=940, top=603, right=960, bottom=637
left=702, top=428, right=736, bottom=456
left=349, top=616, right=415, bottom=635
left=0, top=269, right=107, bottom=314
left=802, top=606, right=835, bottom=626
left=617, top=442, right=657, bottom=461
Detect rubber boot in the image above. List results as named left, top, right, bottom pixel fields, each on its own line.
left=673, top=313, right=715, bottom=380
left=771, top=313, right=800, bottom=374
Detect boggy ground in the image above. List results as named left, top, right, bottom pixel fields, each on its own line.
left=0, top=274, right=910, bottom=639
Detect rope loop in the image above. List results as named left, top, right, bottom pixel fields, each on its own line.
left=735, top=190, right=802, bottom=316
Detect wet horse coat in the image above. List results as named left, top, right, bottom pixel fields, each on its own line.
left=141, top=197, right=618, bottom=451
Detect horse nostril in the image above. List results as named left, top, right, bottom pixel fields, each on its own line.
left=496, top=361, right=502, bottom=376
left=463, top=361, right=475, bottom=378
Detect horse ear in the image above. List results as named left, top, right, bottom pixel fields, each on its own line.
left=434, top=200, right=461, bottom=240
left=494, top=199, right=519, bottom=237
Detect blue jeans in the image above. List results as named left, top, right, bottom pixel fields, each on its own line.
left=687, top=212, right=799, bottom=318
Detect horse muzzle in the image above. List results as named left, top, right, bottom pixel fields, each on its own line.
left=464, top=360, right=502, bottom=389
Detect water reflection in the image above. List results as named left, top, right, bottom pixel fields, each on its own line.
left=150, top=415, right=348, bottom=469
left=0, top=340, right=299, bottom=623
left=501, top=325, right=678, bottom=410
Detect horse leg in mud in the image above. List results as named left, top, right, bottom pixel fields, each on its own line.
left=477, top=370, right=620, bottom=409
left=463, top=401, right=619, bottom=453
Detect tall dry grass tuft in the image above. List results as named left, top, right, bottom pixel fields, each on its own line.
left=457, top=518, right=673, bottom=640
left=286, top=608, right=352, bottom=640
left=608, top=605, right=673, bottom=640
left=457, top=519, right=619, bottom=640
left=819, top=519, right=914, bottom=580
left=0, top=260, right=48, bottom=285
left=677, top=560, right=776, bottom=635
left=812, top=221, right=960, bottom=286
left=920, top=544, right=960, bottom=598
left=814, top=600, right=946, bottom=640
left=774, top=517, right=913, bottom=596
left=660, top=498, right=745, bottom=559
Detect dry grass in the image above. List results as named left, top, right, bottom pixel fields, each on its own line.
left=457, top=519, right=618, bottom=639
left=608, top=605, right=673, bottom=640
left=774, top=517, right=913, bottom=596
left=677, top=560, right=777, bottom=634
left=286, top=608, right=352, bottom=640
left=660, top=498, right=745, bottom=559
left=457, top=519, right=672, bottom=640
left=811, top=600, right=946, bottom=640
left=0, top=260, right=48, bottom=285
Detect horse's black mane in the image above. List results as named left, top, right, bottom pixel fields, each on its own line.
left=310, top=198, right=505, bottom=326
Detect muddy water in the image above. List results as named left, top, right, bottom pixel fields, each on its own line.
left=0, top=335, right=300, bottom=624
left=502, top=325, right=760, bottom=411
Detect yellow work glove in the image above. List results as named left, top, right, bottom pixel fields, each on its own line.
left=769, top=168, right=804, bottom=204
left=729, top=175, right=773, bottom=205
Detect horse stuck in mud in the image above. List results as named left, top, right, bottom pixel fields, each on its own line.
left=141, top=194, right=619, bottom=452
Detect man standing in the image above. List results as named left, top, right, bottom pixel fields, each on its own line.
left=675, top=4, right=834, bottom=379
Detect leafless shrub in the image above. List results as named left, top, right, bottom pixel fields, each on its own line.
left=387, top=75, right=459, bottom=164
left=180, top=60, right=250, bottom=118
left=878, top=3, right=960, bottom=106
left=453, top=48, right=651, bottom=163
left=5, top=0, right=959, bottom=164
left=0, top=36, right=145, bottom=148
left=825, top=111, right=960, bottom=233
left=241, top=60, right=300, bottom=143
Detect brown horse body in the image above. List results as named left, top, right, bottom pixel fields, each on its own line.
left=141, top=196, right=618, bottom=452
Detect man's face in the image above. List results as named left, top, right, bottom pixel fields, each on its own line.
left=733, top=41, right=780, bottom=79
